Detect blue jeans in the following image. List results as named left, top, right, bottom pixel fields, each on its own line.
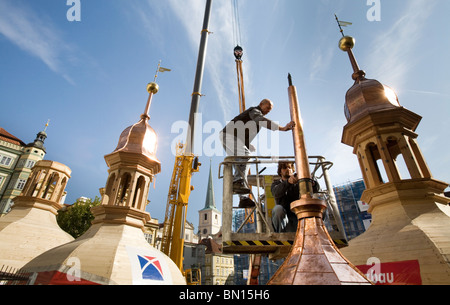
left=272, top=205, right=297, bottom=233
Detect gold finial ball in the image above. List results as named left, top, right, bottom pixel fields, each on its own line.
left=339, top=36, right=356, bottom=51
left=147, top=82, right=159, bottom=94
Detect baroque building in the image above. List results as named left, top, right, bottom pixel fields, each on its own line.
left=198, top=238, right=234, bottom=285
left=0, top=125, right=48, bottom=215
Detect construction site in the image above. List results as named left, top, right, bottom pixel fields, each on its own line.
left=0, top=0, right=449, bottom=287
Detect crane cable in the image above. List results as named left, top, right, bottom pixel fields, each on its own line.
left=231, top=0, right=246, bottom=114
left=231, top=0, right=242, bottom=47
left=232, top=2, right=262, bottom=286
left=231, top=0, right=254, bottom=225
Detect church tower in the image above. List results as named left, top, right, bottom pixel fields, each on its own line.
left=22, top=81, right=186, bottom=285
left=198, top=161, right=221, bottom=239
left=337, top=34, right=450, bottom=284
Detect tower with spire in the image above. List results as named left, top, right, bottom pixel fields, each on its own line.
left=0, top=122, right=49, bottom=215
left=22, top=79, right=186, bottom=285
left=336, top=24, right=450, bottom=284
left=198, top=160, right=221, bottom=239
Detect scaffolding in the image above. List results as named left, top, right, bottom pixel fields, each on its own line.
left=333, top=179, right=372, bottom=240
left=219, top=155, right=348, bottom=261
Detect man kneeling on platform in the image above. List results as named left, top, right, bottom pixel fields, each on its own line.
left=271, top=161, right=299, bottom=233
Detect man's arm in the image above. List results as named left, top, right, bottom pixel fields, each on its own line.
left=279, top=121, right=295, bottom=131
left=249, top=108, right=280, bottom=131
left=249, top=108, right=295, bottom=132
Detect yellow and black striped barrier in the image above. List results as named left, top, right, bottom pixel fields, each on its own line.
left=224, top=240, right=293, bottom=247
left=224, top=238, right=347, bottom=248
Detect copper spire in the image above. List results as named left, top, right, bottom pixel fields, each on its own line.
left=267, top=75, right=371, bottom=285
left=335, top=16, right=401, bottom=124
left=335, top=14, right=366, bottom=82
left=142, top=61, right=161, bottom=120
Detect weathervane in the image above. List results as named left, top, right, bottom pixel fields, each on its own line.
left=43, top=119, right=50, bottom=132
left=143, top=61, right=172, bottom=119
left=153, top=60, right=171, bottom=83
left=334, top=14, right=352, bottom=37
left=334, top=15, right=366, bottom=81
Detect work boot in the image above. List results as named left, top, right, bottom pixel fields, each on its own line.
left=233, top=180, right=250, bottom=194
left=238, top=196, right=255, bottom=208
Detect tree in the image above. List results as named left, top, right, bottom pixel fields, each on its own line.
left=57, top=196, right=101, bottom=238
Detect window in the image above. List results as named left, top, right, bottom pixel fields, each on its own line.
left=144, top=233, right=153, bottom=244
left=16, top=179, right=27, bottom=190
left=0, top=155, right=13, bottom=166
left=26, top=160, right=36, bottom=168
left=204, top=213, right=207, bottom=221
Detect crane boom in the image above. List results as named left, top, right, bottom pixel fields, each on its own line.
left=161, top=0, right=213, bottom=279
left=185, top=0, right=213, bottom=155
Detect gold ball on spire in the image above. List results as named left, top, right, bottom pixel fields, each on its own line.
left=147, top=82, right=159, bottom=94
left=339, top=36, right=355, bottom=51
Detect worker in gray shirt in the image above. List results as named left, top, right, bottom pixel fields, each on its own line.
left=220, top=99, right=295, bottom=208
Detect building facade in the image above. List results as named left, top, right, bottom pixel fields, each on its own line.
left=198, top=238, right=234, bottom=285
left=0, top=127, right=47, bottom=215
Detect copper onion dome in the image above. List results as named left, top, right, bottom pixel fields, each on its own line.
left=114, top=82, right=159, bottom=160
left=339, top=36, right=401, bottom=123
left=109, top=82, right=161, bottom=165
left=113, top=118, right=159, bottom=162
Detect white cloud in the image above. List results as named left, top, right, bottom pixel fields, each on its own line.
left=0, top=0, right=76, bottom=84
left=165, top=0, right=237, bottom=121
left=319, top=121, right=362, bottom=185
left=404, top=89, right=450, bottom=98
left=366, top=0, right=436, bottom=91
left=310, top=46, right=334, bottom=82
left=131, top=0, right=251, bottom=121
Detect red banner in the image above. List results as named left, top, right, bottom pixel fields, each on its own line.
left=356, top=260, right=422, bottom=285
left=33, top=271, right=100, bottom=285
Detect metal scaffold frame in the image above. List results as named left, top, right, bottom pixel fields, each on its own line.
left=219, top=155, right=348, bottom=260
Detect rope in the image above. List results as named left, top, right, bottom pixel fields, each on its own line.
left=231, top=0, right=242, bottom=46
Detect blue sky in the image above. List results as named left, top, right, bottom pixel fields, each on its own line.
left=1, top=0, right=449, bottom=230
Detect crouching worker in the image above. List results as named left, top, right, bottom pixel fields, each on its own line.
left=271, top=161, right=299, bottom=233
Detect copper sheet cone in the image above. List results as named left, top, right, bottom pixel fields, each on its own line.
left=268, top=197, right=371, bottom=285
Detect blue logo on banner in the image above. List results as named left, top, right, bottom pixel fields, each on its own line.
left=138, top=255, right=164, bottom=281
